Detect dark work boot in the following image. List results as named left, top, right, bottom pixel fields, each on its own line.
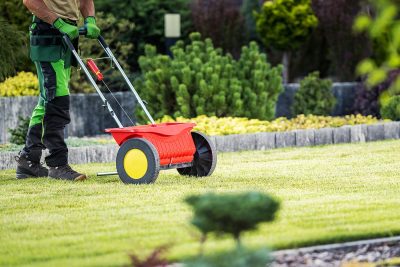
left=48, top=165, right=87, bottom=181
left=15, top=154, right=49, bottom=179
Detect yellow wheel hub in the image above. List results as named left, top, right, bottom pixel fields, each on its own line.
left=123, top=149, right=148, bottom=179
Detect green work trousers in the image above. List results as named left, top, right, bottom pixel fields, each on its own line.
left=22, top=19, right=76, bottom=167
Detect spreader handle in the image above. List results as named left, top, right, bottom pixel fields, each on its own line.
left=63, top=35, right=124, bottom=128
left=95, top=36, right=156, bottom=125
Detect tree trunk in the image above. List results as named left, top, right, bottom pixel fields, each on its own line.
left=199, top=234, right=207, bottom=256
left=282, top=51, right=291, bottom=84
left=235, top=234, right=242, bottom=249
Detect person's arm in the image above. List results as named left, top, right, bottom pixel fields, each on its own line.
left=23, top=0, right=58, bottom=24
left=23, top=0, right=79, bottom=39
left=80, top=0, right=100, bottom=39
left=80, top=0, right=95, bottom=18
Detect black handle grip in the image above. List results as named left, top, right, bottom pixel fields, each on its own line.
left=79, top=27, right=87, bottom=36
left=77, top=27, right=107, bottom=48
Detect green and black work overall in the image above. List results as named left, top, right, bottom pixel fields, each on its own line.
left=21, top=17, right=78, bottom=167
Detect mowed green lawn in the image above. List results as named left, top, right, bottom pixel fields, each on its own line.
left=1, top=140, right=400, bottom=267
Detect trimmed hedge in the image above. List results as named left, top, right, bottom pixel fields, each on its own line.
left=159, top=114, right=382, bottom=136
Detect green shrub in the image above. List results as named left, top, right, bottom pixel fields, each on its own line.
left=293, top=71, right=335, bottom=116
left=255, top=0, right=318, bottom=82
left=136, top=32, right=283, bottom=121
left=8, top=116, right=30, bottom=145
left=185, top=247, right=271, bottom=267
left=0, top=21, right=27, bottom=82
left=0, top=72, right=38, bottom=97
left=381, top=96, right=400, bottom=121
left=185, top=192, right=280, bottom=246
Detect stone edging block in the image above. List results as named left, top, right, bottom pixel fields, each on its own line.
left=276, top=131, right=296, bottom=148
left=295, top=129, right=315, bottom=147
left=314, top=128, right=333, bottom=146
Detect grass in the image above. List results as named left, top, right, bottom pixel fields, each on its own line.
left=1, top=140, right=400, bottom=266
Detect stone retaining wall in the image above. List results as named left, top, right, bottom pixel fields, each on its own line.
left=1, top=122, right=399, bottom=170
left=0, top=92, right=136, bottom=144
left=0, top=83, right=358, bottom=144
left=276, top=82, right=358, bottom=118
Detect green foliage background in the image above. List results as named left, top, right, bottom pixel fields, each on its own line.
left=69, top=12, right=135, bottom=93
left=0, top=21, right=27, bottom=82
left=0, top=0, right=34, bottom=77
left=354, top=0, right=400, bottom=120
left=95, top=0, right=193, bottom=71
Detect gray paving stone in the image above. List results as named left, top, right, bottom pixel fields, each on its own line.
left=276, top=131, right=296, bottom=148
left=214, top=135, right=235, bottom=152
left=367, top=123, right=385, bottom=142
left=334, top=126, right=351, bottom=144
left=384, top=122, right=400, bottom=140
left=68, top=147, right=88, bottom=165
left=314, top=128, right=333, bottom=146
left=0, top=152, right=15, bottom=170
left=350, top=125, right=368, bottom=143
left=255, top=132, right=276, bottom=150
left=0, top=98, right=6, bottom=144
left=235, top=134, right=257, bottom=151
left=296, top=129, right=315, bottom=147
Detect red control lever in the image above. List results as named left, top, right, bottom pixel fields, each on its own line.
left=87, top=58, right=104, bottom=81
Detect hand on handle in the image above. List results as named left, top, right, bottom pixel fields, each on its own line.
left=84, top=17, right=101, bottom=39
left=53, top=18, right=79, bottom=40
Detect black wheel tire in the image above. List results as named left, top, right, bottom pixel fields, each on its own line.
left=177, top=132, right=217, bottom=177
left=116, top=138, right=160, bottom=184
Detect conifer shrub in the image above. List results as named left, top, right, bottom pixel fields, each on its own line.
left=185, top=192, right=280, bottom=246
left=8, top=116, right=30, bottom=145
left=293, top=71, right=335, bottom=116
left=136, top=33, right=283, bottom=121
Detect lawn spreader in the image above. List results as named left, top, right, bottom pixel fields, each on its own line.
left=63, top=32, right=217, bottom=184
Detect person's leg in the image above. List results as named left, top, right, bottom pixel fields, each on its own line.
left=22, top=100, right=46, bottom=162
left=17, top=65, right=49, bottom=178
left=40, top=60, right=86, bottom=181
left=39, top=60, right=70, bottom=167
